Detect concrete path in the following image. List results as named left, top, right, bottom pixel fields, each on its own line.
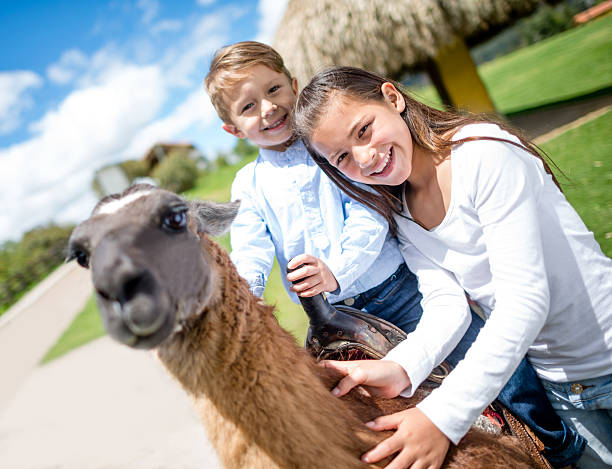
left=0, top=261, right=222, bottom=469
left=508, top=92, right=612, bottom=142
left=0, top=336, right=222, bottom=469
left=0, top=262, right=93, bottom=409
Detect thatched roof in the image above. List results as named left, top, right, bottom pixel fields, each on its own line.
left=274, top=0, right=544, bottom=86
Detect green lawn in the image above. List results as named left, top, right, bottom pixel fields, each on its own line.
left=410, top=14, right=612, bottom=114
left=185, top=157, right=254, bottom=202
left=41, top=295, right=105, bottom=364
left=541, top=109, right=612, bottom=257
left=185, top=157, right=307, bottom=343
left=483, top=13, right=612, bottom=114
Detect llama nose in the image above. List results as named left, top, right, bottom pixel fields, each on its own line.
left=92, top=243, right=164, bottom=336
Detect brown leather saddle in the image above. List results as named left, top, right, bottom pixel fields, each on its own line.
left=294, top=287, right=552, bottom=469
left=297, top=292, right=449, bottom=385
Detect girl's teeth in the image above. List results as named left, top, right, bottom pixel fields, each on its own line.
left=372, top=152, right=391, bottom=175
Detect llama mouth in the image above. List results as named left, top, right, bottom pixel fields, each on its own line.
left=262, top=114, right=288, bottom=131
left=370, top=147, right=393, bottom=176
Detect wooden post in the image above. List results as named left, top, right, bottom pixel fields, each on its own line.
left=431, top=37, right=496, bottom=113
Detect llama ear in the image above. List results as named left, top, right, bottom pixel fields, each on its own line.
left=189, top=200, right=241, bottom=237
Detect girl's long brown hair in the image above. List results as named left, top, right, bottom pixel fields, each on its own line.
left=294, top=66, right=560, bottom=235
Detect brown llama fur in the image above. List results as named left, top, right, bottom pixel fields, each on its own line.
left=156, top=237, right=537, bottom=469
left=68, top=186, right=538, bottom=469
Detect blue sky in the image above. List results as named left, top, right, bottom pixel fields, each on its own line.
left=0, top=0, right=288, bottom=242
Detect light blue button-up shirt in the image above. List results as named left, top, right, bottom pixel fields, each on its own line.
left=230, top=139, right=404, bottom=304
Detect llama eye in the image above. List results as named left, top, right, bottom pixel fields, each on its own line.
left=68, top=248, right=90, bottom=268
left=162, top=206, right=187, bottom=232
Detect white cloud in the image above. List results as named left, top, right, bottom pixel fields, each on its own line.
left=124, top=89, right=216, bottom=158
left=161, top=9, right=238, bottom=87
left=45, top=46, right=128, bottom=92
left=163, top=37, right=224, bottom=88
left=47, top=49, right=89, bottom=85
left=255, top=0, right=289, bottom=44
left=196, top=0, right=216, bottom=6
left=0, top=71, right=43, bottom=135
left=0, top=63, right=166, bottom=242
left=151, top=19, right=182, bottom=34
left=137, top=0, right=159, bottom=24
left=0, top=4, right=244, bottom=242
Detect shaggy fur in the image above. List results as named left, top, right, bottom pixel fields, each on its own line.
left=156, top=238, right=536, bottom=469
left=69, top=186, right=538, bottom=469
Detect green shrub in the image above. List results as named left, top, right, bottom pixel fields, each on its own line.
left=0, top=224, right=74, bottom=314
left=119, top=159, right=150, bottom=182
left=151, top=154, right=199, bottom=193
left=517, top=1, right=602, bottom=47
left=234, top=139, right=258, bottom=160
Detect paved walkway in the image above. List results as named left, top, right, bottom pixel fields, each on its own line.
left=0, top=262, right=93, bottom=408
left=0, top=262, right=222, bottom=468
left=0, top=336, right=222, bottom=469
left=508, top=92, right=612, bottom=142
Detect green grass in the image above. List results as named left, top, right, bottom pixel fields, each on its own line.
left=263, top=260, right=308, bottom=345
left=541, top=109, right=612, bottom=257
left=409, top=14, right=612, bottom=114
left=41, top=295, right=105, bottom=364
left=186, top=157, right=307, bottom=343
left=483, top=13, right=612, bottom=114
left=184, top=157, right=255, bottom=202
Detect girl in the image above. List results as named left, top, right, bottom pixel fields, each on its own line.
left=294, top=66, right=612, bottom=469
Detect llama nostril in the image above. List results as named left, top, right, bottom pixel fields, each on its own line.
left=116, top=271, right=165, bottom=336
left=120, top=274, right=147, bottom=304
left=96, top=288, right=112, bottom=302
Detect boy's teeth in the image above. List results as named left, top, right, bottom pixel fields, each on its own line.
left=264, top=115, right=285, bottom=130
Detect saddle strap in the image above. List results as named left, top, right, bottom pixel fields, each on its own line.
left=501, top=406, right=552, bottom=469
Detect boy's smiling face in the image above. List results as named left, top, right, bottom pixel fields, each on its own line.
left=222, top=64, right=298, bottom=152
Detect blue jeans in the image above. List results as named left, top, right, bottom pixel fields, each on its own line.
left=541, top=373, right=612, bottom=469
left=336, top=263, right=585, bottom=467
left=337, top=263, right=423, bottom=333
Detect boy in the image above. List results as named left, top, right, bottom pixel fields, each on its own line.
left=204, top=41, right=421, bottom=333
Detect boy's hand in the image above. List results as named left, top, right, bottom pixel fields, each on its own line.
left=286, top=254, right=339, bottom=297
left=362, top=408, right=450, bottom=469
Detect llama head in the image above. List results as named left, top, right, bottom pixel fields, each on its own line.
left=67, top=184, right=239, bottom=349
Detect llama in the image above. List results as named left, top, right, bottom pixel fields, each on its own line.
left=67, top=184, right=538, bottom=469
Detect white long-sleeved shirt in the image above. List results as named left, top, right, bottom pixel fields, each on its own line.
left=385, top=123, right=612, bottom=444
left=230, top=139, right=404, bottom=303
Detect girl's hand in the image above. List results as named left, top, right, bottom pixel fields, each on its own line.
left=363, top=408, right=450, bottom=469
left=321, top=359, right=411, bottom=398
left=287, top=254, right=339, bottom=297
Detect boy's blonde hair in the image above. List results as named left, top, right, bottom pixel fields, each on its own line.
left=204, top=41, right=293, bottom=125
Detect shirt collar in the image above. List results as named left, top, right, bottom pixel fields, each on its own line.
left=259, top=138, right=308, bottom=162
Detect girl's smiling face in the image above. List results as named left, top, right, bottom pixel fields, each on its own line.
left=309, top=83, right=414, bottom=186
